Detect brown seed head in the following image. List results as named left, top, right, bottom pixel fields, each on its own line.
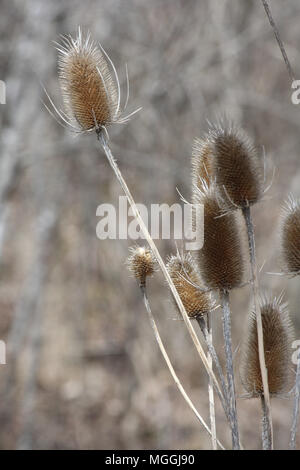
left=166, top=252, right=214, bottom=318
left=194, top=183, right=245, bottom=291
left=57, top=28, right=119, bottom=131
left=240, top=296, right=294, bottom=398
left=127, top=246, right=156, bottom=287
left=280, top=196, right=300, bottom=276
left=205, top=121, right=264, bottom=209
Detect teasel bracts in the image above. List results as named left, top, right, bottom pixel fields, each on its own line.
left=240, top=297, right=294, bottom=397
left=193, top=183, right=245, bottom=291
left=57, top=28, right=120, bottom=132
left=280, top=196, right=300, bottom=276
left=127, top=246, right=156, bottom=287
left=194, top=122, right=264, bottom=210
left=166, top=252, right=214, bottom=318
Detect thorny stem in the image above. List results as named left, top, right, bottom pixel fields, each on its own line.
left=242, top=205, right=273, bottom=450
left=98, top=132, right=230, bottom=424
left=289, top=355, right=300, bottom=449
left=140, top=285, right=225, bottom=450
left=197, top=316, right=229, bottom=420
left=220, top=289, right=240, bottom=450
left=206, top=312, right=217, bottom=450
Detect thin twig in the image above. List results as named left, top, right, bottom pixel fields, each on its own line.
left=197, top=316, right=229, bottom=417
left=220, top=289, right=240, bottom=450
left=140, top=285, right=225, bottom=450
left=289, top=356, right=300, bottom=449
left=260, top=0, right=295, bottom=82
left=206, top=312, right=217, bottom=450
left=261, top=395, right=271, bottom=450
left=98, top=132, right=230, bottom=424
left=242, top=205, right=273, bottom=450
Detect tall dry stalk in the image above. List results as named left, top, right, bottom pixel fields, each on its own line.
left=126, top=246, right=224, bottom=449
left=242, top=206, right=273, bottom=449
left=195, top=121, right=273, bottom=449
left=192, top=182, right=245, bottom=450
left=46, top=28, right=231, bottom=436
left=280, top=197, right=300, bottom=449
left=240, top=297, right=294, bottom=449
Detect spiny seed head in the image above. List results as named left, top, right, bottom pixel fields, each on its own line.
left=280, top=196, right=300, bottom=276
left=191, top=138, right=214, bottom=196
left=166, top=252, right=214, bottom=318
left=240, top=296, right=294, bottom=398
left=127, top=246, right=156, bottom=287
left=57, top=28, right=119, bottom=131
left=194, top=184, right=245, bottom=291
left=202, top=121, right=264, bottom=209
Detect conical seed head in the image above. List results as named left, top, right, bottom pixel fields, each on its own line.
left=240, top=298, right=294, bottom=398
left=281, top=197, right=300, bottom=276
left=127, top=246, right=156, bottom=287
left=57, top=30, right=119, bottom=131
left=194, top=185, right=245, bottom=291
left=167, top=252, right=214, bottom=318
left=208, top=122, right=264, bottom=209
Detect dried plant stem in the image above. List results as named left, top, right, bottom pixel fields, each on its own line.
left=206, top=313, right=217, bottom=450
left=220, top=289, right=240, bottom=450
left=140, top=286, right=225, bottom=450
left=289, top=357, right=300, bottom=450
left=197, top=316, right=229, bottom=417
left=261, top=396, right=271, bottom=450
left=242, top=206, right=273, bottom=450
left=261, top=0, right=294, bottom=82
left=98, top=132, right=230, bottom=422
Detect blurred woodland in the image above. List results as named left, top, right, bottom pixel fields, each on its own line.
left=0, top=0, right=300, bottom=449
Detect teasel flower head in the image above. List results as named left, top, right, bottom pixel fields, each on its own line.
left=202, top=120, right=264, bottom=210
left=193, top=182, right=246, bottom=291
left=166, top=251, right=214, bottom=318
left=280, top=196, right=300, bottom=276
left=127, top=246, right=156, bottom=287
left=191, top=138, right=214, bottom=197
left=240, top=295, right=294, bottom=398
left=45, top=27, right=141, bottom=134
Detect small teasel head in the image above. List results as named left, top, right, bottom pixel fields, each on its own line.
left=127, top=246, right=156, bottom=287
left=191, top=137, right=214, bottom=197
left=240, top=295, right=294, bottom=398
left=166, top=251, right=214, bottom=318
left=280, top=196, right=300, bottom=276
left=193, top=183, right=246, bottom=291
left=207, top=120, right=264, bottom=210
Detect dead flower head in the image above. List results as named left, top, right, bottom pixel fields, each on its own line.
left=45, top=27, right=141, bottom=134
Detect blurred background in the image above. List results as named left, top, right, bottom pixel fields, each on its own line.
left=0, top=0, right=300, bottom=450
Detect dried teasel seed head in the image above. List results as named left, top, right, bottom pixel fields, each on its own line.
left=240, top=296, right=294, bottom=398
left=166, top=252, right=214, bottom=318
left=57, top=28, right=119, bottom=132
left=206, top=121, right=264, bottom=209
left=194, top=183, right=245, bottom=291
left=127, top=246, right=156, bottom=287
left=280, top=196, right=300, bottom=276
left=191, top=138, right=214, bottom=197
